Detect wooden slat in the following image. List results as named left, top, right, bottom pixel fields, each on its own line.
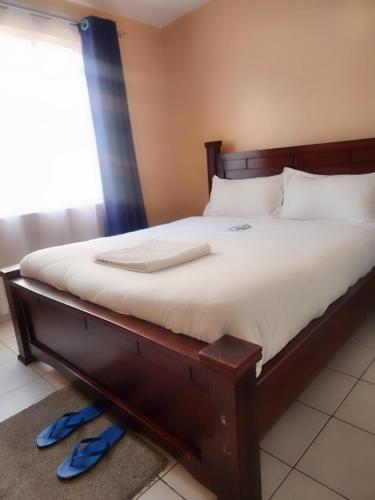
left=205, top=137, right=375, bottom=182
left=295, top=150, right=350, bottom=167
left=222, top=159, right=247, bottom=171
left=246, top=155, right=295, bottom=170
left=352, top=147, right=375, bottom=162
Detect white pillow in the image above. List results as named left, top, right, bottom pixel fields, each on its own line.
left=203, top=174, right=283, bottom=217
left=283, top=166, right=317, bottom=180
left=279, top=167, right=375, bottom=222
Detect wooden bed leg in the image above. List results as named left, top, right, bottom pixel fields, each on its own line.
left=200, top=335, right=263, bottom=500
left=1, top=266, right=35, bottom=365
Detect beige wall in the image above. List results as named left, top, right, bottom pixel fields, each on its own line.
left=19, top=0, right=375, bottom=223
left=163, top=0, right=375, bottom=217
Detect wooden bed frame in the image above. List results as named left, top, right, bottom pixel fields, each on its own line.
left=2, top=137, right=375, bottom=499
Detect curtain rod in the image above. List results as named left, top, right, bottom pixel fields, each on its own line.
left=0, top=1, right=125, bottom=36
left=0, top=1, right=79, bottom=25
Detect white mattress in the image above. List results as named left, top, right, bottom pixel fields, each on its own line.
left=20, top=216, right=375, bottom=373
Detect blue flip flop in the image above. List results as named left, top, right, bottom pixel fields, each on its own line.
left=36, top=403, right=104, bottom=448
left=57, top=425, right=126, bottom=480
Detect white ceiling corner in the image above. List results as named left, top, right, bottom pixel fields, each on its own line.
left=66, top=0, right=210, bottom=28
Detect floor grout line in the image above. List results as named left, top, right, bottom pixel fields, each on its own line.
left=41, top=373, right=65, bottom=390
left=360, top=375, right=375, bottom=385
left=259, top=448, right=293, bottom=469
left=133, top=477, right=161, bottom=499
left=326, top=363, right=375, bottom=380
left=356, top=354, right=375, bottom=380
left=293, top=378, right=363, bottom=473
left=2, top=320, right=375, bottom=499
left=332, top=415, right=375, bottom=439
left=295, top=399, right=332, bottom=417
left=332, top=355, right=375, bottom=416
left=136, top=334, right=375, bottom=500
left=268, top=466, right=294, bottom=499
left=348, top=338, right=375, bottom=349
left=322, top=366, right=358, bottom=380
left=289, top=469, right=349, bottom=500
left=0, top=338, right=15, bottom=349
left=158, top=461, right=178, bottom=478
left=296, top=405, right=346, bottom=465
left=268, top=356, right=375, bottom=499
left=266, top=416, right=351, bottom=500
left=0, top=373, right=55, bottom=401
left=262, top=397, right=375, bottom=497
left=269, top=465, right=350, bottom=500
left=0, top=339, right=63, bottom=397
left=159, top=477, right=186, bottom=499
left=292, top=345, right=375, bottom=462
left=297, top=396, right=375, bottom=441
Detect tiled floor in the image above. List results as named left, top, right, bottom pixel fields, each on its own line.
left=1, top=313, right=375, bottom=499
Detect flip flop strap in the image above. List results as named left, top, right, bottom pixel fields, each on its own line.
left=48, top=412, right=83, bottom=439
left=70, top=438, right=111, bottom=467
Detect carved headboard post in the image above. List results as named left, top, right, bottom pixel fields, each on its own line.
left=205, top=140, right=222, bottom=192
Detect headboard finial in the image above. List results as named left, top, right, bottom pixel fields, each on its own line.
left=205, top=140, right=222, bottom=192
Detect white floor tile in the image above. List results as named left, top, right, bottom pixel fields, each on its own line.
left=132, top=476, right=159, bottom=499
left=158, top=460, right=178, bottom=478
left=139, top=480, right=182, bottom=499
left=328, top=341, right=375, bottom=378
left=30, top=360, right=54, bottom=376
left=351, top=322, right=375, bottom=349
left=335, top=380, right=375, bottom=434
left=362, top=359, right=375, bottom=384
left=0, top=313, right=10, bottom=323
left=138, top=435, right=177, bottom=478
left=260, top=451, right=290, bottom=500
left=298, top=368, right=356, bottom=414
left=261, top=402, right=329, bottom=466
left=297, top=418, right=375, bottom=500
left=2, top=313, right=374, bottom=500
left=0, top=342, right=15, bottom=366
left=0, top=320, right=14, bottom=340
left=0, top=359, right=39, bottom=397
left=163, top=463, right=216, bottom=500
left=0, top=377, right=56, bottom=423
left=43, top=369, right=70, bottom=389
left=2, top=335, right=18, bottom=353
left=273, top=470, right=344, bottom=500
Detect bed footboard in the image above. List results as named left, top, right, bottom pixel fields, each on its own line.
left=200, top=337, right=262, bottom=499
left=1, top=266, right=263, bottom=500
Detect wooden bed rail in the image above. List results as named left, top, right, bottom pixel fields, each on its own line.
left=1, top=266, right=208, bottom=364
left=1, top=265, right=264, bottom=499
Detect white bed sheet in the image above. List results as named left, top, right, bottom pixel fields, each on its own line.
left=20, top=216, right=375, bottom=373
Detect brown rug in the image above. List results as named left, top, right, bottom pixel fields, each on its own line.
left=0, top=388, right=167, bottom=500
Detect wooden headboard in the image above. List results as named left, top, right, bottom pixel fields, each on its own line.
left=205, top=137, right=375, bottom=191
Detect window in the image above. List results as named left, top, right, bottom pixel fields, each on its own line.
left=0, top=13, right=103, bottom=217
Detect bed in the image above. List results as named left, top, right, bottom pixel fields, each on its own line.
left=2, top=137, right=375, bottom=500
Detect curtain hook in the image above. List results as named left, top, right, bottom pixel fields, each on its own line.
left=80, top=18, right=90, bottom=31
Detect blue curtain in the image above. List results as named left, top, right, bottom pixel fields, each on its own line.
left=79, top=16, right=147, bottom=236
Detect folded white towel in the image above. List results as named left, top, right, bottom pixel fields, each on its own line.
left=95, top=239, right=211, bottom=273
